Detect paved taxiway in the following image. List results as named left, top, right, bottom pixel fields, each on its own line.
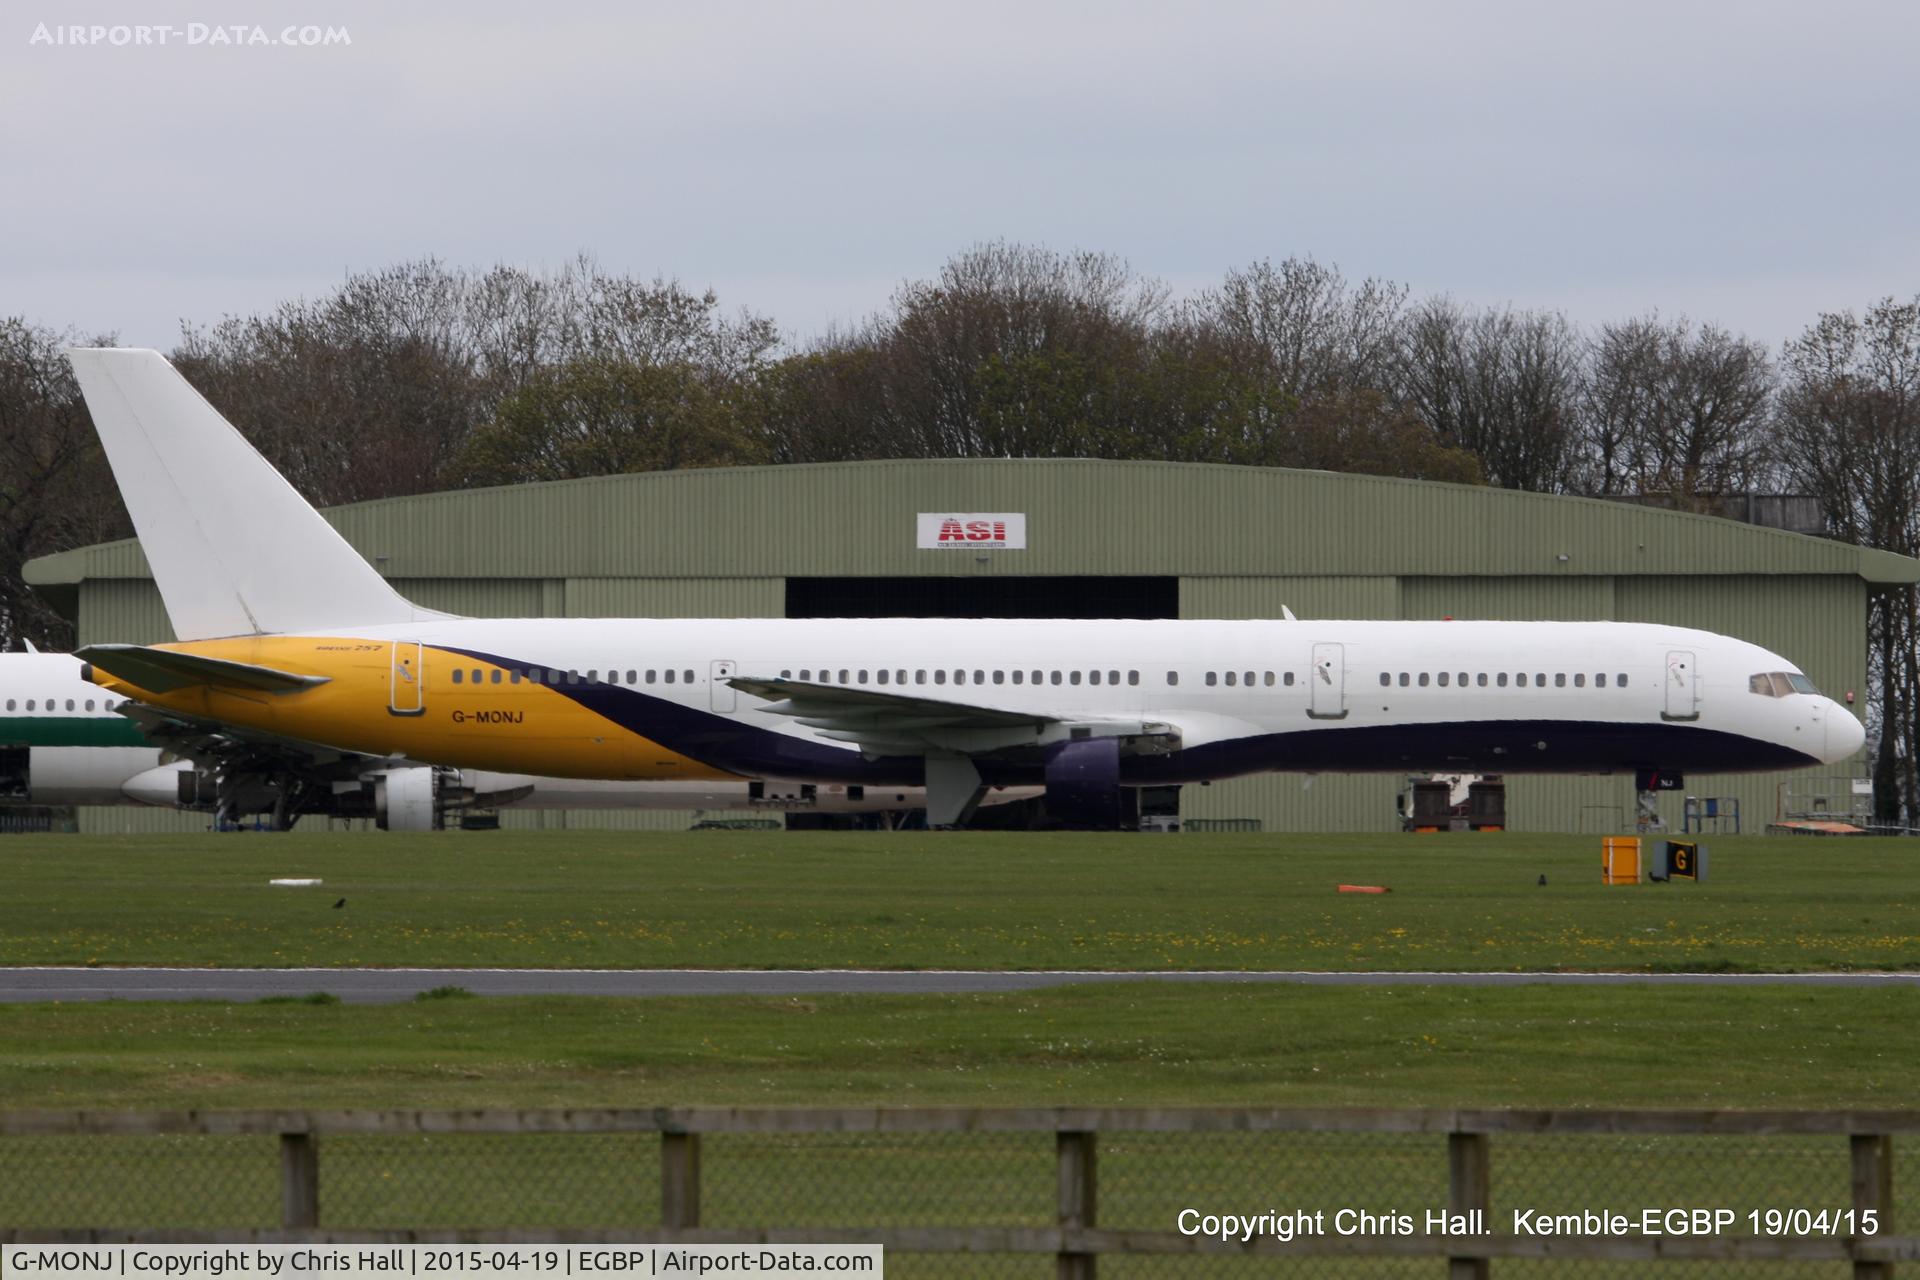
left=5, top=967, right=1918, bottom=1003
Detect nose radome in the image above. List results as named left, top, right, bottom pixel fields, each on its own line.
left=1826, top=701, right=1866, bottom=762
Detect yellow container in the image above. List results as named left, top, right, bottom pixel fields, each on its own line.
left=1602, top=836, right=1641, bottom=885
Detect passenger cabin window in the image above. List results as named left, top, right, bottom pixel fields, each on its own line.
left=1437, top=672, right=1450, bottom=687
left=1574, top=673, right=1586, bottom=687
left=1128, top=671, right=1139, bottom=686
left=1476, top=673, right=1488, bottom=687
left=1205, top=672, right=1218, bottom=687
left=935, top=670, right=947, bottom=685
left=452, top=670, right=464, bottom=684
left=1398, top=673, right=1409, bottom=687
left=1596, top=673, right=1607, bottom=688
left=1379, top=673, right=1391, bottom=687
left=1618, top=673, right=1629, bottom=686
left=1070, top=671, right=1082, bottom=686
left=1417, top=673, right=1429, bottom=687
left=1167, top=671, right=1179, bottom=686
left=1012, top=671, right=1024, bottom=684
left=1223, top=672, right=1236, bottom=687
left=1497, top=673, right=1508, bottom=687
left=1554, top=673, right=1567, bottom=687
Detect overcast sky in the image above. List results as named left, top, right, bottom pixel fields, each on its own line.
left=5, top=0, right=1917, bottom=351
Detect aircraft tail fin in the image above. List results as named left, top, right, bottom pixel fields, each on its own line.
left=65, top=348, right=449, bottom=640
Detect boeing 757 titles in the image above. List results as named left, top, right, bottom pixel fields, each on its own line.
left=64, top=348, right=1863, bottom=827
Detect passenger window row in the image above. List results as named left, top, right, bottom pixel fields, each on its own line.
left=1202, top=671, right=1293, bottom=688
left=448, top=667, right=695, bottom=687
left=1379, top=671, right=1629, bottom=689
left=778, top=668, right=1145, bottom=688
left=4, top=697, right=114, bottom=712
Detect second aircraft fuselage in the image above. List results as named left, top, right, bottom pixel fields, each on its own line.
left=85, top=617, right=1863, bottom=786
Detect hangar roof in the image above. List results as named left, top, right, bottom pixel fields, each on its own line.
left=26, top=458, right=1920, bottom=587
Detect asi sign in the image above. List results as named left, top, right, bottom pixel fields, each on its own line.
left=918, top=513, right=1027, bottom=550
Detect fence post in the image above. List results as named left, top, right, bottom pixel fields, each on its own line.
left=1447, top=1130, right=1490, bottom=1280
left=662, top=1132, right=702, bottom=1230
left=1850, top=1133, right=1893, bottom=1280
left=1056, top=1129, right=1098, bottom=1280
left=279, top=1132, right=319, bottom=1231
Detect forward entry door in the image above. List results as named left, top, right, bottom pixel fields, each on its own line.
left=710, top=659, right=737, bottom=713
left=389, top=641, right=425, bottom=716
left=1308, top=643, right=1348, bottom=720
left=1663, top=650, right=1699, bottom=721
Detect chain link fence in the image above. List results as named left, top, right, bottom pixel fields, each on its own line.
left=1, top=1110, right=1913, bottom=1277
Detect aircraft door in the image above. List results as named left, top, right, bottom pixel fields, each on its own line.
left=1663, top=650, right=1699, bottom=721
left=710, top=659, right=737, bottom=713
left=1308, top=642, right=1348, bottom=720
left=389, top=641, right=426, bottom=716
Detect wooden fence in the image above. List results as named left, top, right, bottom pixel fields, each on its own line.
left=2, top=1107, right=1916, bottom=1276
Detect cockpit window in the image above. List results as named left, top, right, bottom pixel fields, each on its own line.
left=1750, top=671, right=1819, bottom=697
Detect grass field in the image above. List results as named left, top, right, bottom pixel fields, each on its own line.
left=3, top=983, right=1916, bottom=1272
left=1, top=981, right=1916, bottom=1111
left=1, top=829, right=1915, bottom=971
left=4, top=829, right=1917, bottom=1264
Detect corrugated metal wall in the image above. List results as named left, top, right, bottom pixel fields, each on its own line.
left=33, top=460, right=1904, bottom=586
left=40, top=460, right=1903, bottom=836
left=564, top=578, right=783, bottom=618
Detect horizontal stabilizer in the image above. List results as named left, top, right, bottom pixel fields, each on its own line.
left=79, top=643, right=330, bottom=695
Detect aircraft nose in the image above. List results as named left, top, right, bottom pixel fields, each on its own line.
left=1825, top=700, right=1865, bottom=762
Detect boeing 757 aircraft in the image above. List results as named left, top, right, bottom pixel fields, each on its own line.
left=65, top=349, right=1863, bottom=827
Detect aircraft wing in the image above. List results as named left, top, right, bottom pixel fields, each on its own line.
left=117, top=701, right=375, bottom=781
left=79, top=643, right=329, bottom=695
left=729, top=675, right=1176, bottom=757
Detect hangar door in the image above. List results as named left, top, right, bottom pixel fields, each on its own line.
left=787, top=577, right=1178, bottom=619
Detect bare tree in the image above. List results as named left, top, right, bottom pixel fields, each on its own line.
left=1194, top=257, right=1408, bottom=401
left=1400, top=299, right=1583, bottom=491
left=0, top=318, right=128, bottom=649
left=1775, top=298, right=1920, bottom=822
left=1579, top=316, right=1773, bottom=500
left=874, top=241, right=1170, bottom=458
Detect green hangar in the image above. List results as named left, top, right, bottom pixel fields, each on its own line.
left=26, top=459, right=1918, bottom=834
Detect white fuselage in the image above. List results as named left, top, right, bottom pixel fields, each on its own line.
left=261, top=615, right=1860, bottom=785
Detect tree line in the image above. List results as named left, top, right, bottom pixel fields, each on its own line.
left=3, top=245, right=1916, bottom=817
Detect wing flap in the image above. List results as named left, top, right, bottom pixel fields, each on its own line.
left=80, top=643, right=330, bottom=695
